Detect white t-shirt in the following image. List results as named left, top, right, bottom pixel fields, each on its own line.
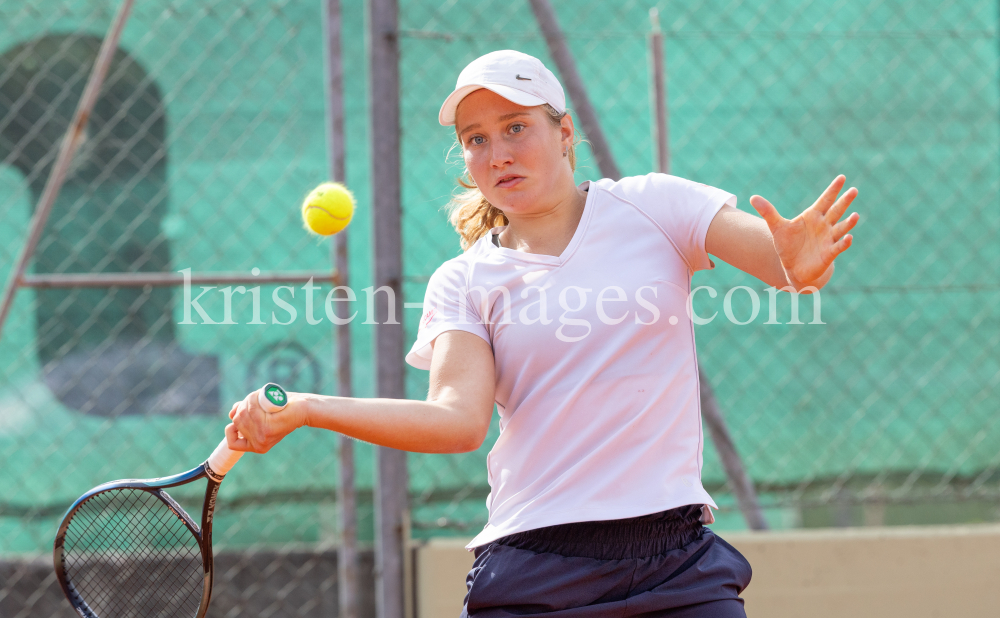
left=406, top=173, right=737, bottom=549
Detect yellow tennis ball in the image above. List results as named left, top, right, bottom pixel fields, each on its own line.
left=301, top=182, right=355, bottom=236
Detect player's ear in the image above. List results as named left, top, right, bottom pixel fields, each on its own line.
left=561, top=112, right=574, bottom=141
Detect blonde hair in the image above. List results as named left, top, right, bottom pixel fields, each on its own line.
left=447, top=104, right=578, bottom=251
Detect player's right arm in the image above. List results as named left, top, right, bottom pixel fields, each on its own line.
left=226, top=330, right=495, bottom=454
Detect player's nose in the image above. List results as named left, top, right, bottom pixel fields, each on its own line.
left=489, top=142, right=513, bottom=167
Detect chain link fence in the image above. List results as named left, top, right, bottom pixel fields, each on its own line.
left=1, top=0, right=998, bottom=616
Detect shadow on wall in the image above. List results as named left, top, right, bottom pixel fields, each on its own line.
left=0, top=34, right=218, bottom=416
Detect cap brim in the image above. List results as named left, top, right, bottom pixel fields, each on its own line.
left=438, top=83, right=548, bottom=126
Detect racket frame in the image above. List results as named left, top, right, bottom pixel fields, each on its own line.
left=53, top=462, right=224, bottom=618
left=53, top=383, right=285, bottom=617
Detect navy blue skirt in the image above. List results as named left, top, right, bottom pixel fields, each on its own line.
left=460, top=506, right=752, bottom=617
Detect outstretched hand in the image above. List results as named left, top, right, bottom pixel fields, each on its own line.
left=749, top=175, right=859, bottom=286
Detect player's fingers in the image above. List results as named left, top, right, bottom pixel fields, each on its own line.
left=832, top=214, right=859, bottom=241
left=826, top=188, right=859, bottom=224
left=225, top=423, right=250, bottom=452
left=814, top=175, right=846, bottom=214
left=245, top=390, right=260, bottom=414
left=830, top=234, right=853, bottom=258
left=749, top=195, right=784, bottom=230
left=231, top=399, right=248, bottom=422
left=231, top=400, right=252, bottom=435
left=234, top=393, right=272, bottom=453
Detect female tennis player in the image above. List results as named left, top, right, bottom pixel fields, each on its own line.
left=227, top=50, right=859, bottom=616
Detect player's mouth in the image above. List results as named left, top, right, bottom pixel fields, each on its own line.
left=495, top=175, right=524, bottom=188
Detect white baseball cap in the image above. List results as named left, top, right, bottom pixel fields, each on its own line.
left=439, top=50, right=566, bottom=126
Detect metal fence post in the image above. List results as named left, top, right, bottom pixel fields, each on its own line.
left=324, top=0, right=359, bottom=615
left=649, top=8, right=669, bottom=175
left=368, top=0, right=407, bottom=616
left=528, top=0, right=621, bottom=180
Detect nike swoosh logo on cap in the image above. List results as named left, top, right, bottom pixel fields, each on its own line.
left=515, top=74, right=531, bottom=80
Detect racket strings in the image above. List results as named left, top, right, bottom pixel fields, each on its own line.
left=61, top=488, right=204, bottom=617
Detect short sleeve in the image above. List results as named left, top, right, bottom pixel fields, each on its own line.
left=405, top=257, right=492, bottom=370
left=604, top=173, right=736, bottom=273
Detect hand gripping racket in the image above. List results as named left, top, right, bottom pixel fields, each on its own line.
left=53, top=383, right=288, bottom=618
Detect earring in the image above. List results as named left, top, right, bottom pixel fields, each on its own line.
left=563, top=148, right=568, bottom=157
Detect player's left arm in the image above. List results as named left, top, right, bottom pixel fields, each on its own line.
left=705, top=175, right=859, bottom=294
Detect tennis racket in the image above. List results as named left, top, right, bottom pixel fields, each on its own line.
left=52, top=383, right=288, bottom=618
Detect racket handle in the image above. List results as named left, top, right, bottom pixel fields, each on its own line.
left=207, top=439, right=244, bottom=478
left=207, top=384, right=289, bottom=478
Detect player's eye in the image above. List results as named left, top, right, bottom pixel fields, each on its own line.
left=470, top=135, right=485, bottom=146
left=510, top=124, right=525, bottom=134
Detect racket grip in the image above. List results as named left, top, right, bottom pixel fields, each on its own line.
left=207, top=439, right=244, bottom=477
left=207, top=384, right=289, bottom=478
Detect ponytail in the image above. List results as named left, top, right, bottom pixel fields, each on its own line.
left=448, top=178, right=509, bottom=252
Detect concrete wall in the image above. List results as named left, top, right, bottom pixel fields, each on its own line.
left=413, top=524, right=1000, bottom=618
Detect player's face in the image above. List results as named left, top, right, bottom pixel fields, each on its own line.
left=455, top=89, right=574, bottom=215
